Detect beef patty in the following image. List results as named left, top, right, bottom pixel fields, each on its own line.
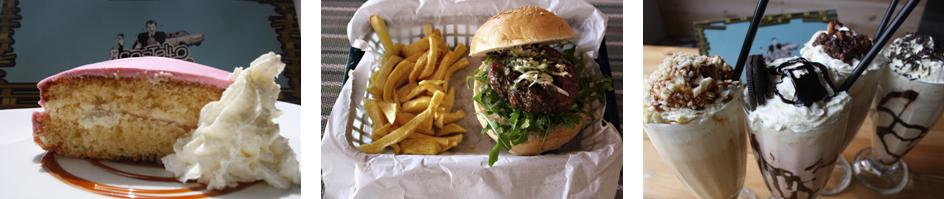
left=486, top=44, right=578, bottom=113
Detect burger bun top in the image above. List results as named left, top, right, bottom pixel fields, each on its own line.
left=469, top=7, right=576, bottom=57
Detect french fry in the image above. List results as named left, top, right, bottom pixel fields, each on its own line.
left=360, top=108, right=420, bottom=153
left=443, top=88, right=456, bottom=110
left=394, top=43, right=405, bottom=56
left=418, top=111, right=435, bottom=135
left=448, top=57, right=470, bottom=73
left=421, top=31, right=443, bottom=79
left=359, top=91, right=444, bottom=154
left=415, top=125, right=435, bottom=136
left=444, top=134, right=463, bottom=150
left=423, top=24, right=433, bottom=35
left=418, top=80, right=446, bottom=88
left=369, top=15, right=398, bottom=56
left=364, top=99, right=386, bottom=126
left=396, top=82, right=418, bottom=101
left=434, top=113, right=445, bottom=129
left=402, top=37, right=430, bottom=58
left=442, top=110, right=466, bottom=124
left=402, top=82, right=440, bottom=101
left=378, top=101, right=398, bottom=124
left=442, top=57, right=470, bottom=88
left=402, top=96, right=431, bottom=113
left=368, top=84, right=383, bottom=98
left=370, top=56, right=403, bottom=97
left=391, top=143, right=401, bottom=154
left=399, top=137, right=442, bottom=155
left=409, top=51, right=429, bottom=83
left=437, top=124, right=467, bottom=137
left=434, top=44, right=467, bottom=80
left=435, top=109, right=465, bottom=129
left=408, top=133, right=450, bottom=146
left=370, top=124, right=395, bottom=140
left=383, top=60, right=415, bottom=101
left=404, top=133, right=462, bottom=153
left=395, top=112, right=416, bottom=125
left=432, top=30, right=447, bottom=51
left=404, top=51, right=425, bottom=63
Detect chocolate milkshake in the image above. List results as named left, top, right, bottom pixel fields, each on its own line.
left=800, top=21, right=883, bottom=149
left=745, top=57, right=851, bottom=199
left=798, top=21, right=884, bottom=195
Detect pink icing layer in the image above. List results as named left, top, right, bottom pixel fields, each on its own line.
left=37, top=57, right=232, bottom=105
left=37, top=57, right=231, bottom=90
left=33, top=57, right=233, bottom=139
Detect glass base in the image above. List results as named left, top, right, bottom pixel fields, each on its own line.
left=736, top=188, right=757, bottom=199
left=819, top=156, right=852, bottom=195
left=852, top=147, right=910, bottom=194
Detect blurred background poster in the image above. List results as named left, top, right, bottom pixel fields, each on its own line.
left=0, top=0, right=300, bottom=107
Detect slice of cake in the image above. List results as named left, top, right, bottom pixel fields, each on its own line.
left=32, top=57, right=231, bottom=161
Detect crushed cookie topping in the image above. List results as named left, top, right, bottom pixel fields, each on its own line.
left=647, top=54, right=738, bottom=112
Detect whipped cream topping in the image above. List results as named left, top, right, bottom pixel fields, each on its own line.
left=800, top=26, right=880, bottom=83
left=884, top=33, right=944, bottom=83
left=644, top=54, right=741, bottom=124
left=161, top=52, right=300, bottom=190
left=749, top=58, right=850, bottom=133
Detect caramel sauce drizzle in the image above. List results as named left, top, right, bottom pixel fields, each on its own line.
left=41, top=152, right=256, bottom=198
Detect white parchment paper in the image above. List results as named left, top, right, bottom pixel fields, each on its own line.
left=323, top=0, right=622, bottom=198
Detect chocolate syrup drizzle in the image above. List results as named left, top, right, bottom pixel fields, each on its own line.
left=886, top=33, right=944, bottom=80
left=749, top=133, right=834, bottom=199
left=41, top=152, right=255, bottom=198
left=771, top=58, right=836, bottom=106
left=874, top=90, right=929, bottom=165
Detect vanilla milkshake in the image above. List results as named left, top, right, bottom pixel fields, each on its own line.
left=851, top=33, right=944, bottom=194
left=644, top=54, right=749, bottom=199
left=745, top=57, right=851, bottom=199
left=870, top=33, right=944, bottom=165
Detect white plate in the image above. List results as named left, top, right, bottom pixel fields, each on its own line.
left=0, top=102, right=301, bottom=198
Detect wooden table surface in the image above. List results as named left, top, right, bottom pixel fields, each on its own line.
left=642, top=45, right=944, bottom=198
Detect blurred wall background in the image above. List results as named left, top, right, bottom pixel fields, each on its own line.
left=644, top=0, right=938, bottom=47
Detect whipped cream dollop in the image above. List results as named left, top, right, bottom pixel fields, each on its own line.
left=884, top=33, right=944, bottom=83
left=161, top=52, right=300, bottom=190
left=749, top=58, right=850, bottom=133
left=800, top=23, right=880, bottom=83
left=644, top=54, right=741, bottom=124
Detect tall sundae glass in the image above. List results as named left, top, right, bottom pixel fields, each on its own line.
left=852, top=33, right=944, bottom=194
left=744, top=57, right=851, bottom=199
left=798, top=21, right=884, bottom=195
left=644, top=54, right=754, bottom=199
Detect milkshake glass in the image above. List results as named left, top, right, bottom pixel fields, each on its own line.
left=745, top=58, right=852, bottom=199
left=852, top=33, right=944, bottom=194
left=798, top=22, right=884, bottom=195
left=644, top=54, right=754, bottom=199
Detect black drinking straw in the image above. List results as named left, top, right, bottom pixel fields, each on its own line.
left=732, top=0, right=769, bottom=80
left=838, top=0, right=919, bottom=92
left=874, top=0, right=900, bottom=42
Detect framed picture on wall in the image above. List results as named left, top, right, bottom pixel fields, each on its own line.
left=0, top=0, right=300, bottom=109
left=694, top=10, right=837, bottom=79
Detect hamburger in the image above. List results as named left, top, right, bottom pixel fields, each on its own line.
left=469, top=7, right=611, bottom=166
